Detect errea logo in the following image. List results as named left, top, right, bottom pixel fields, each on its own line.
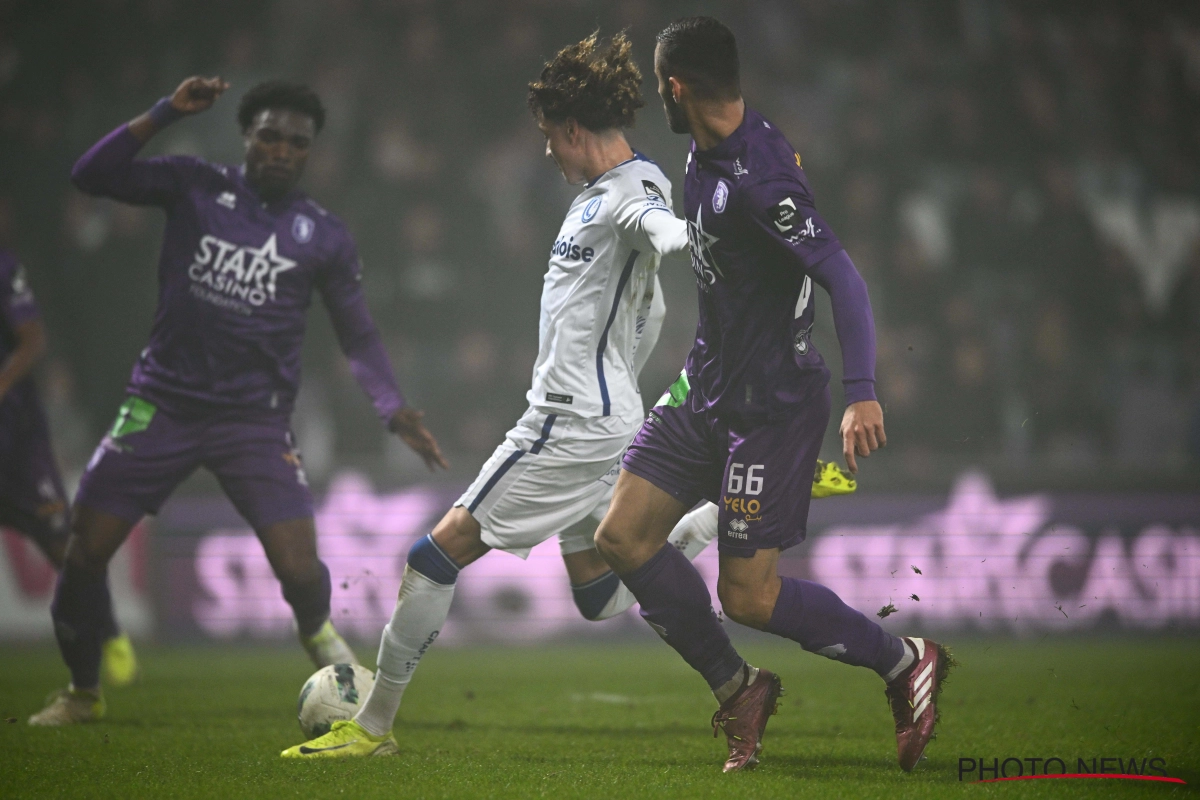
left=217, top=191, right=237, bottom=210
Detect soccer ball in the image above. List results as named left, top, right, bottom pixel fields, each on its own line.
left=297, top=663, right=375, bottom=738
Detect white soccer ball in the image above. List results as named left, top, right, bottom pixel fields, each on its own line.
left=297, top=663, right=376, bottom=738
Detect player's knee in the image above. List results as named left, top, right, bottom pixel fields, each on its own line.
left=63, top=533, right=111, bottom=572
left=272, top=549, right=321, bottom=587
left=717, top=581, right=774, bottom=630
left=592, top=520, right=627, bottom=562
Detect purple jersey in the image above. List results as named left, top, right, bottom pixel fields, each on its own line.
left=683, top=108, right=876, bottom=422
left=0, top=248, right=41, bottom=414
left=71, top=125, right=404, bottom=421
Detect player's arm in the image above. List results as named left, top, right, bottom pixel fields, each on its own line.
left=70, top=76, right=228, bottom=205
left=0, top=320, right=45, bottom=403
left=318, top=239, right=448, bottom=471
left=0, top=264, right=45, bottom=402
left=746, top=178, right=885, bottom=473
left=633, top=275, right=666, bottom=379
left=610, top=178, right=689, bottom=257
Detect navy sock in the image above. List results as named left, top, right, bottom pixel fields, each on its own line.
left=406, top=535, right=461, bottom=585
left=621, top=544, right=744, bottom=692
left=571, top=570, right=621, bottom=620
left=51, top=564, right=117, bottom=689
left=283, top=560, right=332, bottom=637
left=766, top=576, right=906, bottom=677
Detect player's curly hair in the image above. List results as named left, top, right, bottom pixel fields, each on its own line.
left=237, top=80, right=326, bottom=133
left=527, top=32, right=645, bottom=131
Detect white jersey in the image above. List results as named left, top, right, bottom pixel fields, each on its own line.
left=527, top=154, right=684, bottom=422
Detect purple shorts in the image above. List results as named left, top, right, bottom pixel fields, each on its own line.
left=623, top=386, right=831, bottom=556
left=76, top=395, right=313, bottom=530
left=0, top=397, right=69, bottom=548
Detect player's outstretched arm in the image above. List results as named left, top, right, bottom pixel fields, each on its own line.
left=127, top=76, right=229, bottom=143
left=71, top=76, right=227, bottom=203
left=389, top=407, right=449, bottom=472
left=808, top=249, right=886, bottom=473
left=319, top=241, right=448, bottom=472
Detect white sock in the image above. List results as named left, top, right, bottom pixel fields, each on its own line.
left=593, top=503, right=721, bottom=620
left=354, top=565, right=455, bottom=737
left=714, top=663, right=760, bottom=705
left=883, top=638, right=916, bottom=683
left=668, top=503, right=719, bottom=561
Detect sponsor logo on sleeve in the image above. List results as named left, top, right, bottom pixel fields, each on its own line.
left=712, top=180, right=730, bottom=213
left=216, top=191, right=237, bottom=210
left=545, top=392, right=574, bottom=404
left=642, top=180, right=667, bottom=204
left=292, top=213, right=315, bottom=244
left=771, top=198, right=823, bottom=243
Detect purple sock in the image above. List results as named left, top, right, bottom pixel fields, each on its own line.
left=766, top=577, right=906, bottom=678
left=621, top=544, right=744, bottom=692
left=51, top=564, right=118, bottom=689
left=282, top=560, right=332, bottom=637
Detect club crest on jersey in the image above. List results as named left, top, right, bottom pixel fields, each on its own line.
left=713, top=180, right=729, bottom=213
left=292, top=213, right=315, bottom=244
left=188, top=233, right=297, bottom=308
left=581, top=196, right=602, bottom=222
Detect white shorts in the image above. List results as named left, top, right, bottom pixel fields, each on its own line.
left=455, top=407, right=640, bottom=559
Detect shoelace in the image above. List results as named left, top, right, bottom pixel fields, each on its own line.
left=711, top=708, right=744, bottom=741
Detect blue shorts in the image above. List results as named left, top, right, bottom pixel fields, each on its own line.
left=623, top=381, right=830, bottom=556
left=76, top=395, right=313, bottom=530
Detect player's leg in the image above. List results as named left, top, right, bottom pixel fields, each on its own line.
left=347, top=506, right=488, bottom=741
left=715, top=388, right=950, bottom=770
left=31, top=396, right=192, bottom=725
left=28, top=506, right=134, bottom=725
left=204, top=419, right=353, bottom=666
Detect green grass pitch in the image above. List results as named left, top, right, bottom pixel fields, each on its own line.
left=0, top=637, right=1196, bottom=799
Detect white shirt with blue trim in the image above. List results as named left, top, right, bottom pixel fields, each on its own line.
left=527, top=155, right=687, bottom=422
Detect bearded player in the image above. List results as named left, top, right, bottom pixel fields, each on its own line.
left=29, top=77, right=446, bottom=726
left=280, top=32, right=701, bottom=758
left=0, top=249, right=138, bottom=686
left=594, top=18, right=952, bottom=773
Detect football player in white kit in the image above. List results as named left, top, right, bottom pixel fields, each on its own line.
left=282, top=32, right=692, bottom=758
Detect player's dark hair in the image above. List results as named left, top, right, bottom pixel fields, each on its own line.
left=656, top=16, right=740, bottom=100
left=237, top=80, right=326, bottom=133
left=527, top=32, right=645, bottom=131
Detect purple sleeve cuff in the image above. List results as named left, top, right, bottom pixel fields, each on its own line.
left=345, top=333, right=407, bottom=421
left=807, top=249, right=878, bottom=406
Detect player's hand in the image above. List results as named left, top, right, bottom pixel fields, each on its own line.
left=840, top=400, right=885, bottom=474
left=170, top=76, right=229, bottom=115
left=388, top=407, right=450, bottom=471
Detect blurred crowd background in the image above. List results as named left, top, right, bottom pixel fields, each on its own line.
left=2, top=0, right=1199, bottom=492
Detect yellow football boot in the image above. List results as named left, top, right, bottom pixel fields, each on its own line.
left=281, top=719, right=398, bottom=758
left=102, top=633, right=140, bottom=687
left=811, top=459, right=857, bottom=499
left=28, top=686, right=105, bottom=726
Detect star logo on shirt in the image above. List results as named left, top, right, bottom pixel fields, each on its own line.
left=687, top=205, right=723, bottom=288
left=250, top=234, right=297, bottom=301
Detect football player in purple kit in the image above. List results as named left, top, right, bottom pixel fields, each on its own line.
left=29, top=77, right=447, bottom=726
left=595, top=18, right=952, bottom=773
left=1, top=248, right=139, bottom=686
